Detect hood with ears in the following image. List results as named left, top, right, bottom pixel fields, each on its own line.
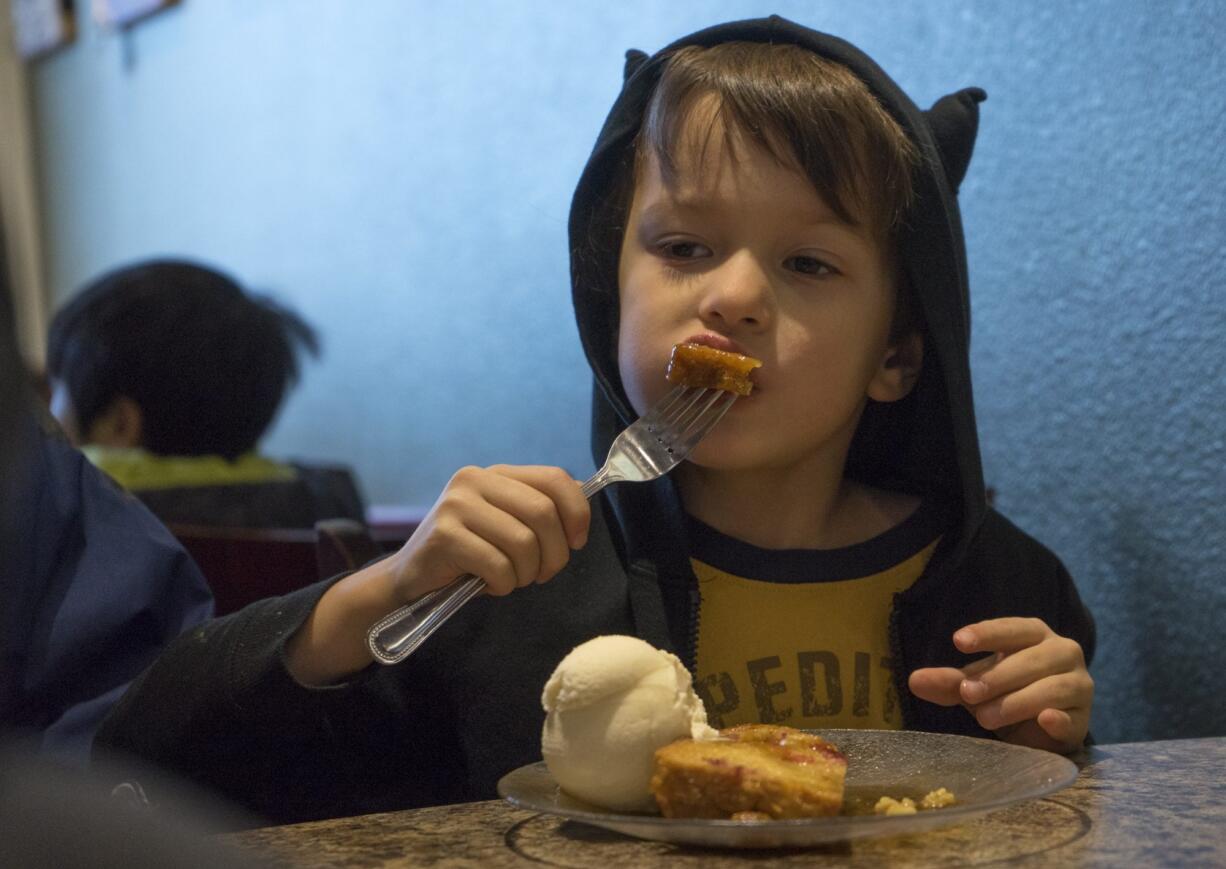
left=568, top=15, right=988, bottom=571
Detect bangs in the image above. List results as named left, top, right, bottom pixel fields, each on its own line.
left=637, top=42, right=918, bottom=241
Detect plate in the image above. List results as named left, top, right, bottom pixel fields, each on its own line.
left=497, top=729, right=1078, bottom=849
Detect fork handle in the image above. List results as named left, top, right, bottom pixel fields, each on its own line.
left=366, top=474, right=610, bottom=665
left=367, top=576, right=486, bottom=664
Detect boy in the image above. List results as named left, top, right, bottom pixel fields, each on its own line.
left=97, top=17, right=1093, bottom=824
left=46, top=258, right=365, bottom=528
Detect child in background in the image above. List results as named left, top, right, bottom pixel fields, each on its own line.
left=97, top=17, right=1094, bottom=825
left=46, top=259, right=365, bottom=528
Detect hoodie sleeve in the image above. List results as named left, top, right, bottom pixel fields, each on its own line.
left=957, top=509, right=1095, bottom=656
left=1050, top=556, right=1096, bottom=665
left=94, top=571, right=469, bottom=825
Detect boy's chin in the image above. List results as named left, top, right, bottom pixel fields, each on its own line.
left=622, top=380, right=670, bottom=419
left=681, top=439, right=760, bottom=473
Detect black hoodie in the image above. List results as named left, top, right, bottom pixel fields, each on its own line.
left=96, top=17, right=1094, bottom=826
left=569, top=12, right=1093, bottom=737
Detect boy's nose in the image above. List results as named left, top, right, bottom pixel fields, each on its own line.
left=697, top=252, right=773, bottom=330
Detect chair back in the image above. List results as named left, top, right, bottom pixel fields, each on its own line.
left=169, top=514, right=419, bottom=617
left=315, top=518, right=385, bottom=577
left=167, top=523, right=320, bottom=616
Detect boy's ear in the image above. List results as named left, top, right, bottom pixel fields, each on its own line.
left=86, top=396, right=144, bottom=449
left=867, top=332, right=924, bottom=403
left=924, top=87, right=987, bottom=193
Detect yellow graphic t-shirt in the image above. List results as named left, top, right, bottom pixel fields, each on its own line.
left=692, top=504, right=943, bottom=731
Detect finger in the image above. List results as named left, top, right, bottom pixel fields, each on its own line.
left=429, top=478, right=545, bottom=590
left=908, top=668, right=965, bottom=706
left=968, top=671, right=1094, bottom=732
left=959, top=638, right=1086, bottom=705
left=449, top=533, right=520, bottom=597
left=402, top=515, right=520, bottom=597
left=960, top=653, right=1001, bottom=679
left=426, top=465, right=584, bottom=589
left=1036, top=708, right=1082, bottom=745
left=479, top=469, right=581, bottom=584
left=954, top=617, right=1053, bottom=656
left=460, top=499, right=544, bottom=589
left=489, top=465, right=590, bottom=550
left=995, top=719, right=1078, bottom=754
left=910, top=653, right=999, bottom=706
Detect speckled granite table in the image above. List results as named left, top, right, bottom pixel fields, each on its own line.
left=228, top=737, right=1225, bottom=867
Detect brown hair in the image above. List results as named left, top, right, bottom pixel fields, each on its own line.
left=627, top=42, right=922, bottom=339
left=638, top=41, right=919, bottom=245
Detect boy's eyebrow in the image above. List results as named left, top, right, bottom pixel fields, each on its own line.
left=639, top=198, right=862, bottom=235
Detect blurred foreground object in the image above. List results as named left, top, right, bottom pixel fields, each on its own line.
left=0, top=743, right=267, bottom=868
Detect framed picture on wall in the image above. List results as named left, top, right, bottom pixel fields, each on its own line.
left=92, top=0, right=177, bottom=27
left=8, top=0, right=75, bottom=59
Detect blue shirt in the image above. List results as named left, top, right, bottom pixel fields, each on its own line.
left=0, top=416, right=214, bottom=764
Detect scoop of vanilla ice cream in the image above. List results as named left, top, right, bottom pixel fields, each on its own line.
left=540, top=635, right=717, bottom=812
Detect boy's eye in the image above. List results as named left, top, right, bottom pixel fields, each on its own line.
left=785, top=255, right=838, bottom=276
left=659, top=241, right=712, bottom=260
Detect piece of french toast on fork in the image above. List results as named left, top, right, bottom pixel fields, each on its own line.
left=666, top=342, right=762, bottom=396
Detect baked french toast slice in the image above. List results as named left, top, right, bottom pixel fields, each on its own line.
left=650, top=724, right=847, bottom=819
left=666, top=342, right=762, bottom=396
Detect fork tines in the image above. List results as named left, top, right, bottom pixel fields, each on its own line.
left=650, top=386, right=737, bottom=452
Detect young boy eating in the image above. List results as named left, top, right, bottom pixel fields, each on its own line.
left=97, top=16, right=1094, bottom=824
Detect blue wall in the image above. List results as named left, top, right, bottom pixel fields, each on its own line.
left=29, top=1, right=1224, bottom=744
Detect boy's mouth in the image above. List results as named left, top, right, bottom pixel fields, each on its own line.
left=682, top=332, right=751, bottom=356
left=677, top=332, right=762, bottom=393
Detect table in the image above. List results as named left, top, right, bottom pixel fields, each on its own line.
left=228, top=737, right=1225, bottom=867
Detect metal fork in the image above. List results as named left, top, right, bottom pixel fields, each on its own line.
left=366, top=385, right=738, bottom=665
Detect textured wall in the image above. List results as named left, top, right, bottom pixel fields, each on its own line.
left=29, top=1, right=1224, bottom=743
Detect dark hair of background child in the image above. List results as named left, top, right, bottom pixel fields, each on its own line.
left=47, top=259, right=319, bottom=460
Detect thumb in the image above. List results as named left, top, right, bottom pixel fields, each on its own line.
left=908, top=667, right=966, bottom=707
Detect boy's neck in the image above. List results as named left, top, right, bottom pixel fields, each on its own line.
left=676, top=461, right=920, bottom=551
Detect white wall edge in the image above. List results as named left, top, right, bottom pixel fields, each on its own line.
left=0, top=7, right=49, bottom=371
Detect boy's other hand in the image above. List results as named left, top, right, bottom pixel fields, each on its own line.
left=907, top=617, right=1093, bottom=753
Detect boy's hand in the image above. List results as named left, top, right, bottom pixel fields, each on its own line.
left=907, top=618, right=1093, bottom=753
left=286, top=465, right=589, bottom=686
left=385, top=465, right=590, bottom=600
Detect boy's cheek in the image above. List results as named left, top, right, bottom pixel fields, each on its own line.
left=615, top=352, right=653, bottom=415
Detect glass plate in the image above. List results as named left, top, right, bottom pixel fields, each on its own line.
left=497, top=729, right=1078, bottom=849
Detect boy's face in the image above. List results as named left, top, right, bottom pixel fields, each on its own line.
left=49, top=381, right=144, bottom=450
left=617, top=104, right=914, bottom=474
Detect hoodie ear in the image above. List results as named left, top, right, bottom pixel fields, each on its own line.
left=623, top=49, right=649, bottom=82
left=923, top=87, right=987, bottom=192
